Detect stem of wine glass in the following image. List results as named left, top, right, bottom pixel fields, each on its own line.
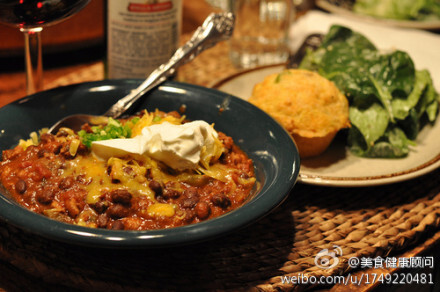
left=20, top=27, right=43, bottom=95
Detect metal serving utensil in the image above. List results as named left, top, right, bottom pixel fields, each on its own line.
left=286, top=33, right=324, bottom=69
left=48, top=12, right=235, bottom=134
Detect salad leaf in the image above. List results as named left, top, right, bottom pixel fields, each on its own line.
left=353, top=0, right=440, bottom=22
left=392, top=70, right=430, bottom=120
left=299, top=25, right=440, bottom=158
left=349, top=102, right=389, bottom=147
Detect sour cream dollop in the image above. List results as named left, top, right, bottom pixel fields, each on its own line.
left=91, top=121, right=221, bottom=171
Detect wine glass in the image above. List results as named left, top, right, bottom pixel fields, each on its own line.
left=0, top=0, right=91, bottom=95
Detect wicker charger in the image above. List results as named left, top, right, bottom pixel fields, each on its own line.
left=1, top=40, right=440, bottom=292
left=1, top=168, right=439, bottom=291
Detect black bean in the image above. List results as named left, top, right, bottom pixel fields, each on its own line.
left=59, top=176, right=74, bottom=190
left=195, top=202, right=211, bottom=220
left=183, top=210, right=196, bottom=223
left=37, top=188, right=55, bottom=204
left=92, top=200, right=109, bottom=214
left=107, top=204, right=129, bottom=219
left=96, top=214, right=108, bottom=228
left=53, top=144, right=62, bottom=155
left=183, top=187, right=199, bottom=199
left=110, top=189, right=132, bottom=206
left=15, top=179, right=27, bottom=194
left=162, top=188, right=181, bottom=200
left=181, top=197, right=199, bottom=209
left=211, top=194, right=231, bottom=209
left=145, top=168, right=153, bottom=180
left=149, top=180, right=162, bottom=196
left=111, top=220, right=125, bottom=230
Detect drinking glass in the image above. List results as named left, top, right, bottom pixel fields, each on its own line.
left=229, top=0, right=295, bottom=69
left=0, top=0, right=91, bottom=95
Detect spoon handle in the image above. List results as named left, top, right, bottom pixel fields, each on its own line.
left=104, top=12, right=235, bottom=118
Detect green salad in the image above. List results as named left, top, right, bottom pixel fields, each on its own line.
left=353, top=0, right=440, bottom=22
left=299, top=25, right=439, bottom=158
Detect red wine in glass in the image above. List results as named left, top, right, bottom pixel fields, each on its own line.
left=0, top=0, right=91, bottom=94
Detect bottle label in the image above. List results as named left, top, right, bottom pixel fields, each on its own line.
left=107, top=0, right=182, bottom=79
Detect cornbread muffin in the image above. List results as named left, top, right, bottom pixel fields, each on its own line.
left=249, top=69, right=350, bottom=158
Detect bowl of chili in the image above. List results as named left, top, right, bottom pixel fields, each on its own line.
left=0, top=80, right=300, bottom=248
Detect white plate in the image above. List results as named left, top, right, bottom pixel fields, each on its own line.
left=212, top=65, right=440, bottom=187
left=212, top=11, right=440, bottom=187
left=316, top=0, right=440, bottom=30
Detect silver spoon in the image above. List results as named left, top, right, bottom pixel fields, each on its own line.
left=48, top=12, right=235, bottom=134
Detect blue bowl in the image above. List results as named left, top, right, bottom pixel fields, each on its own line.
left=0, top=80, right=300, bottom=248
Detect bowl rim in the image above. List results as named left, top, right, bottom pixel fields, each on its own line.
left=0, top=80, right=300, bottom=248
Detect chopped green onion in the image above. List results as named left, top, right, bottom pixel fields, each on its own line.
left=78, top=118, right=132, bottom=148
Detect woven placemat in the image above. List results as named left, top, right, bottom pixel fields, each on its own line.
left=46, top=35, right=239, bottom=90
left=46, top=62, right=105, bottom=90
left=2, top=37, right=440, bottom=291
left=0, top=168, right=439, bottom=291
left=177, top=40, right=239, bottom=87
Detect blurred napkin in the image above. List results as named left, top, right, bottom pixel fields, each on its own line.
left=289, top=10, right=440, bottom=91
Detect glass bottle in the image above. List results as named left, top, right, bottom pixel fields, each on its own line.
left=105, top=0, right=182, bottom=79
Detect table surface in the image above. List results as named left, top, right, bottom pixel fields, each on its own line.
left=1, top=8, right=440, bottom=292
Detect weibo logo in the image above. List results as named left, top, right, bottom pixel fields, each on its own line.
left=314, top=245, right=343, bottom=269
